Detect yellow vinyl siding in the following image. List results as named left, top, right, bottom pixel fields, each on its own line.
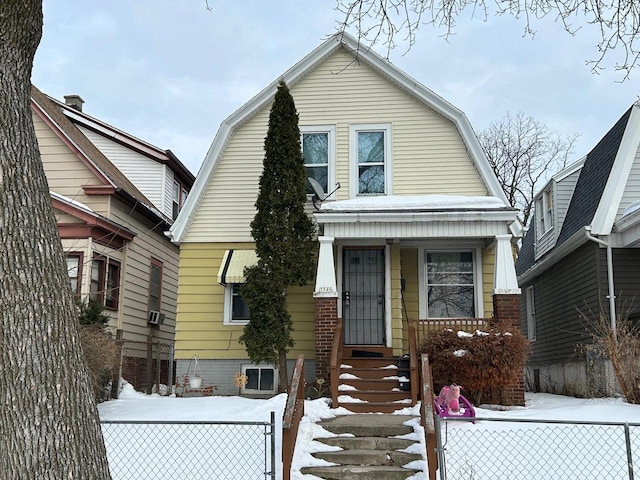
left=389, top=244, right=404, bottom=355
left=482, top=246, right=496, bottom=317
left=184, top=48, right=489, bottom=243
left=175, top=242, right=316, bottom=360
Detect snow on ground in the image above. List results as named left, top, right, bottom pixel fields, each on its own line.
left=98, top=386, right=640, bottom=480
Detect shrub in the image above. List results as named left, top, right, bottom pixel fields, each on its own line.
left=76, top=299, right=119, bottom=401
left=79, top=324, right=120, bottom=402
left=580, top=310, right=640, bottom=404
left=420, top=327, right=531, bottom=405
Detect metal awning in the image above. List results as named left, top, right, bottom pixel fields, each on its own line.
left=217, top=249, right=258, bottom=285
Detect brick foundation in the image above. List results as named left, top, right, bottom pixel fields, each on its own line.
left=493, top=293, right=526, bottom=406
left=315, top=296, right=338, bottom=382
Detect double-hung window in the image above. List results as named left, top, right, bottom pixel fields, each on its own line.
left=66, top=253, right=83, bottom=296
left=350, top=123, right=392, bottom=197
left=90, top=255, right=121, bottom=310
left=536, top=188, right=553, bottom=238
left=526, top=286, right=536, bottom=341
left=172, top=180, right=189, bottom=220
left=424, top=251, right=477, bottom=318
left=149, top=258, right=163, bottom=313
left=301, top=126, right=335, bottom=198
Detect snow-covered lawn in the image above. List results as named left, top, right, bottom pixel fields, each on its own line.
left=98, top=385, right=640, bottom=480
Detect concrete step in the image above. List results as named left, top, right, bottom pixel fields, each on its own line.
left=300, top=465, right=419, bottom=480
left=318, top=415, right=415, bottom=437
left=313, top=449, right=422, bottom=466
left=337, top=402, right=414, bottom=414
left=316, top=436, right=417, bottom=451
left=341, top=390, right=410, bottom=403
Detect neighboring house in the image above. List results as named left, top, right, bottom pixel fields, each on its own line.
left=516, top=102, right=640, bottom=397
left=30, top=86, right=195, bottom=392
left=169, top=33, right=521, bottom=399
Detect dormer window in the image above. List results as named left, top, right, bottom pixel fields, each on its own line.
left=536, top=188, right=553, bottom=238
left=172, top=180, right=189, bottom=220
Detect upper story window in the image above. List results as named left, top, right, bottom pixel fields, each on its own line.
left=350, top=124, right=392, bottom=197
left=90, top=255, right=121, bottom=310
left=536, top=187, right=553, bottom=238
left=301, top=125, right=335, bottom=198
left=172, top=180, right=189, bottom=220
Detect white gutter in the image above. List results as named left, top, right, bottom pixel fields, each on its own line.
left=584, top=227, right=617, bottom=337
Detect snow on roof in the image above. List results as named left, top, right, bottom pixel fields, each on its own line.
left=319, top=195, right=508, bottom=212
left=623, top=199, right=640, bottom=217
left=50, top=191, right=93, bottom=213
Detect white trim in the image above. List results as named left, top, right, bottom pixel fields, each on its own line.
left=168, top=32, right=508, bottom=244
left=349, top=123, right=392, bottom=197
left=418, top=245, right=483, bottom=319
left=301, top=125, right=337, bottom=200
left=222, top=284, right=250, bottom=326
left=592, top=104, right=640, bottom=235
left=385, top=244, right=392, bottom=348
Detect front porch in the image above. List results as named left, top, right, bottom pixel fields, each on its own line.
left=311, top=196, right=523, bottom=411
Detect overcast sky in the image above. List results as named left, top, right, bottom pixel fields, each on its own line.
left=33, top=1, right=639, bottom=176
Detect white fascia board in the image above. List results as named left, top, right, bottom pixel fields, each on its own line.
left=517, top=228, right=588, bottom=286
left=169, top=36, right=344, bottom=244
left=315, top=210, right=518, bottom=224
left=591, top=104, right=640, bottom=235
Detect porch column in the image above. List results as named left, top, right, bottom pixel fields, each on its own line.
left=314, top=236, right=338, bottom=382
left=492, top=234, right=525, bottom=406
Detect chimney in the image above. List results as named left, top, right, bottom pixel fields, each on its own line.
left=64, top=94, right=84, bottom=112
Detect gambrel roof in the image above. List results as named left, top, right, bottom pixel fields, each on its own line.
left=169, top=32, right=509, bottom=244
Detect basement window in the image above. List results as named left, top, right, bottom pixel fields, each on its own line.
left=241, top=365, right=277, bottom=395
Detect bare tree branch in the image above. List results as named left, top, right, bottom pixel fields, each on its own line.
left=478, top=112, right=579, bottom=225
left=336, top=0, right=640, bottom=79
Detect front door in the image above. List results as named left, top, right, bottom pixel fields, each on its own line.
left=343, top=248, right=385, bottom=345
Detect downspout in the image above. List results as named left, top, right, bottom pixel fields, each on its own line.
left=584, top=227, right=617, bottom=337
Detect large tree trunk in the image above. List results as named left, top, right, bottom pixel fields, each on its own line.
left=0, top=2, right=112, bottom=478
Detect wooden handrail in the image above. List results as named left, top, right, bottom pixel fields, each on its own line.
left=420, top=354, right=438, bottom=480
left=407, top=317, right=419, bottom=406
left=413, top=317, right=491, bottom=349
left=330, top=318, right=343, bottom=409
left=282, top=354, right=304, bottom=480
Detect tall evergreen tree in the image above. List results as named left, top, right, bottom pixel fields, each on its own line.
left=240, top=81, right=316, bottom=392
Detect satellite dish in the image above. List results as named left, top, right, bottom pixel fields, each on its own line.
left=308, top=178, right=326, bottom=200
left=307, top=177, right=341, bottom=210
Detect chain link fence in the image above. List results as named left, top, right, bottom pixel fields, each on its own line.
left=101, top=413, right=276, bottom=480
left=435, top=415, right=640, bottom=480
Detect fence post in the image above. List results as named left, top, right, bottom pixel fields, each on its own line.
left=625, top=423, right=634, bottom=480
left=111, top=329, right=124, bottom=399
left=435, top=415, right=447, bottom=480
left=270, top=411, right=276, bottom=480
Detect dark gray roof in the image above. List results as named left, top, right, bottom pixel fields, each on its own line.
left=516, top=106, right=633, bottom=276
left=556, top=106, right=632, bottom=245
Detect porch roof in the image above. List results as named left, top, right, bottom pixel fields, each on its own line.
left=314, top=195, right=519, bottom=239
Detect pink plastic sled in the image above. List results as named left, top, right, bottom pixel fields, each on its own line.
left=433, top=384, right=476, bottom=419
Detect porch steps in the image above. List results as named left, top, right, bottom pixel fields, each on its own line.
left=300, top=414, right=422, bottom=480
left=337, top=347, right=412, bottom=414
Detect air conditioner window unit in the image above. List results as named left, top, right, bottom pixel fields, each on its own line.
left=148, top=310, right=165, bottom=326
